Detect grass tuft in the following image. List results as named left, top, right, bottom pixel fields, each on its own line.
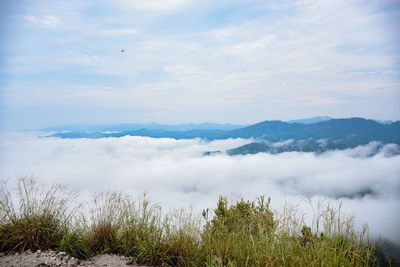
left=0, top=177, right=391, bottom=266
left=59, top=230, right=91, bottom=259
left=0, top=177, right=76, bottom=253
left=87, top=192, right=124, bottom=254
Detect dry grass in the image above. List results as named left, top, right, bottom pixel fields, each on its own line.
left=0, top=177, right=76, bottom=252
left=0, top=177, right=388, bottom=266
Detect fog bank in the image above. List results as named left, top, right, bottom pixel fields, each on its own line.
left=0, top=133, right=399, bottom=242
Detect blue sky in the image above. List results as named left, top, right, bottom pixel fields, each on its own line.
left=0, top=0, right=399, bottom=130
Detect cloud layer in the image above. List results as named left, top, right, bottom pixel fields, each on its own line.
left=1, top=133, right=399, bottom=242
left=1, top=0, right=399, bottom=130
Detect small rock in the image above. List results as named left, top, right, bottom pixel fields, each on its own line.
left=56, top=252, right=67, bottom=258
left=126, top=258, right=135, bottom=265
left=64, top=254, right=71, bottom=262
left=68, top=258, right=80, bottom=267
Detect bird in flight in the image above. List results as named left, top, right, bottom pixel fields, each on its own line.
left=121, top=49, right=125, bottom=52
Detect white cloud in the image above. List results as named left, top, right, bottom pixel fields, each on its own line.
left=120, top=0, right=191, bottom=11
left=2, top=0, right=400, bottom=127
left=97, top=28, right=139, bottom=36
left=23, top=14, right=60, bottom=28
left=0, top=134, right=399, bottom=243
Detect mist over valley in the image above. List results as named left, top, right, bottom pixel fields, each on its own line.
left=1, top=0, right=400, bottom=263
left=1, top=119, right=400, bottom=247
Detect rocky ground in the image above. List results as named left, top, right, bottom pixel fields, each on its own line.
left=0, top=250, right=150, bottom=267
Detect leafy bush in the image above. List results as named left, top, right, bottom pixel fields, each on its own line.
left=200, top=196, right=276, bottom=266
left=203, top=196, right=275, bottom=236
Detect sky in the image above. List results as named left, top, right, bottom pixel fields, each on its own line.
left=0, top=0, right=400, bottom=130
left=1, top=134, right=399, bottom=243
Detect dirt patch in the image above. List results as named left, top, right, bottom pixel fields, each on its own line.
left=0, top=250, right=150, bottom=267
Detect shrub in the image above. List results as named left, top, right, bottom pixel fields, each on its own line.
left=203, top=196, right=276, bottom=236
left=201, top=196, right=276, bottom=266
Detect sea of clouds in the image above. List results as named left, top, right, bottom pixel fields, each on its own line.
left=0, top=133, right=399, bottom=243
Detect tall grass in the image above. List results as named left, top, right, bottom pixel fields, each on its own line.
left=0, top=177, right=387, bottom=266
left=0, top=177, right=76, bottom=252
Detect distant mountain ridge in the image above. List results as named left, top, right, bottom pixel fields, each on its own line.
left=216, top=118, right=399, bottom=143
left=49, top=118, right=400, bottom=147
left=42, top=117, right=394, bottom=133
left=42, top=122, right=246, bottom=132
left=222, top=118, right=400, bottom=155
left=224, top=140, right=400, bottom=156
left=287, top=116, right=332, bottom=124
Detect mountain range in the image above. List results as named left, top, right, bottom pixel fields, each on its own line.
left=42, top=122, right=246, bottom=132
left=49, top=118, right=400, bottom=152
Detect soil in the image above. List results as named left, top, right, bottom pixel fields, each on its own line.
left=0, top=250, right=151, bottom=267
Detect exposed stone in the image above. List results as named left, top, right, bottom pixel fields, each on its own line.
left=0, top=250, right=151, bottom=267
left=56, top=252, right=67, bottom=258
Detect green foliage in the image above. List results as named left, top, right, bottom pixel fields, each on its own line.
left=59, top=231, right=91, bottom=259
left=87, top=192, right=125, bottom=254
left=89, top=222, right=120, bottom=254
left=119, top=196, right=166, bottom=265
left=300, top=225, right=314, bottom=246
left=0, top=177, right=384, bottom=266
left=204, top=196, right=275, bottom=236
left=0, top=178, right=75, bottom=252
left=0, top=213, right=64, bottom=252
